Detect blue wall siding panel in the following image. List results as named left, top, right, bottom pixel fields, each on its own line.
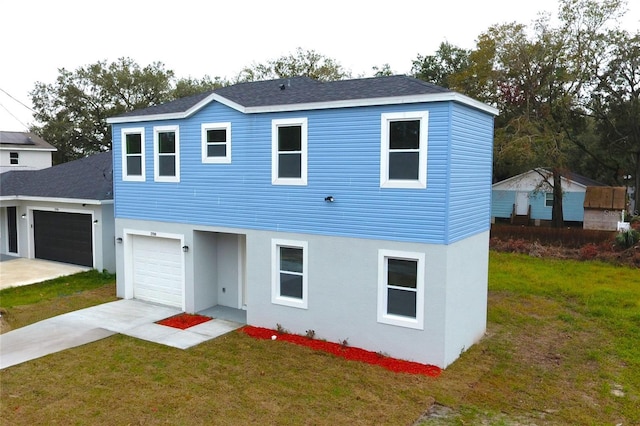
left=529, top=192, right=585, bottom=221
left=446, top=104, right=495, bottom=243
left=491, top=190, right=516, bottom=218
left=529, top=193, right=552, bottom=220
left=562, top=192, right=586, bottom=222
left=113, top=101, right=464, bottom=244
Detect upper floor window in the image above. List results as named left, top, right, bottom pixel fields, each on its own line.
left=121, top=127, right=145, bottom=181
left=271, top=239, right=308, bottom=309
left=380, top=111, right=428, bottom=189
left=377, top=249, right=425, bottom=330
left=202, top=122, right=231, bottom=164
left=272, top=118, right=307, bottom=186
left=154, top=125, right=180, bottom=182
left=9, top=152, right=19, bottom=165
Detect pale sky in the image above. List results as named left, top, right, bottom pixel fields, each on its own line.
left=1, top=0, right=638, bottom=132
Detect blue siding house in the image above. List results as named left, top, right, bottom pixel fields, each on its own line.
left=107, top=75, right=498, bottom=368
left=492, top=168, right=605, bottom=224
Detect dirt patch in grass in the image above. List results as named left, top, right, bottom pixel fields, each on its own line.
left=0, top=308, right=11, bottom=333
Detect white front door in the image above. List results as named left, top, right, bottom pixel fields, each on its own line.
left=516, top=192, right=529, bottom=215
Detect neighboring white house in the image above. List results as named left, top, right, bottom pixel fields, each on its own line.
left=0, top=152, right=115, bottom=272
left=0, top=131, right=56, bottom=173
left=492, top=168, right=605, bottom=225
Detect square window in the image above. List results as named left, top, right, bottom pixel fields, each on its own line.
left=380, top=112, right=428, bottom=189
left=272, top=239, right=308, bottom=309
left=121, top=128, right=145, bottom=181
left=272, top=118, right=307, bottom=185
left=378, top=249, right=425, bottom=329
left=9, top=152, right=19, bottom=165
left=154, top=126, right=180, bottom=182
left=202, top=122, right=231, bottom=164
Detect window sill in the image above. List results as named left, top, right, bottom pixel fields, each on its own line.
left=272, top=177, right=307, bottom=186
left=272, top=296, right=308, bottom=309
left=377, top=314, right=423, bottom=330
left=380, top=179, right=426, bottom=189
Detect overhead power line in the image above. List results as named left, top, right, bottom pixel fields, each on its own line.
left=0, top=101, right=30, bottom=129
left=0, top=87, right=36, bottom=113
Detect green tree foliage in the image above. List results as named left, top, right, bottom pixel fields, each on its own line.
left=372, top=63, right=395, bottom=77
left=30, top=58, right=225, bottom=163
left=412, top=0, right=628, bottom=226
left=172, top=75, right=228, bottom=99
left=236, top=47, right=351, bottom=82
left=590, top=30, right=640, bottom=210
left=411, top=41, right=471, bottom=89
left=492, top=0, right=629, bottom=226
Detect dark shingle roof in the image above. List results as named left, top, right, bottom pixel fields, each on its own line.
left=563, top=171, right=606, bottom=187
left=112, top=75, right=453, bottom=119
left=0, top=131, right=56, bottom=150
left=114, top=90, right=215, bottom=119
left=0, top=151, right=113, bottom=200
left=216, top=75, right=451, bottom=107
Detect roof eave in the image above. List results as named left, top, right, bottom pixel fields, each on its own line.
left=0, top=146, right=57, bottom=152
left=0, top=195, right=113, bottom=205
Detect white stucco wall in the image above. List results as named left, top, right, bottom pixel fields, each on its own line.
left=115, top=218, right=489, bottom=368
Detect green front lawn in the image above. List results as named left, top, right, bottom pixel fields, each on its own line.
left=1, top=253, right=638, bottom=425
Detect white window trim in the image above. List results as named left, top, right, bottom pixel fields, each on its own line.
left=121, top=127, right=146, bottom=182
left=271, top=238, right=308, bottom=309
left=153, top=125, right=180, bottom=183
left=380, top=111, right=428, bottom=189
left=545, top=192, right=553, bottom=208
left=272, top=117, right=308, bottom=186
left=377, top=249, right=425, bottom=330
left=9, top=152, right=19, bottom=165
left=201, top=122, right=231, bottom=164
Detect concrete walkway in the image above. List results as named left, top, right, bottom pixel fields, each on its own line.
left=0, top=257, right=90, bottom=289
left=0, top=299, right=244, bottom=370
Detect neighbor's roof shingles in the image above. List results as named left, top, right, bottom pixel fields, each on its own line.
left=0, top=151, right=112, bottom=200
left=0, top=131, right=57, bottom=151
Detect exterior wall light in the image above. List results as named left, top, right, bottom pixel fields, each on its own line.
left=324, top=196, right=335, bottom=203
left=21, top=213, right=27, bottom=219
left=182, top=245, right=189, bottom=253
left=116, top=237, right=123, bottom=244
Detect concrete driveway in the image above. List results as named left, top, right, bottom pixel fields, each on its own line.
left=0, top=299, right=244, bottom=369
left=0, top=257, right=90, bottom=289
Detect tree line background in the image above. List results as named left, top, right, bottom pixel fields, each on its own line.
left=29, top=0, right=639, bottom=223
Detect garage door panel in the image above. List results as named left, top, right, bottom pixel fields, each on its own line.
left=33, top=210, right=93, bottom=267
left=132, top=235, right=183, bottom=308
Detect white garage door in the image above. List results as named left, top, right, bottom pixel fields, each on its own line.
left=132, top=235, right=183, bottom=308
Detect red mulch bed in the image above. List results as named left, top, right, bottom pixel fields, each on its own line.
left=240, top=326, right=441, bottom=377
left=156, top=313, right=211, bottom=329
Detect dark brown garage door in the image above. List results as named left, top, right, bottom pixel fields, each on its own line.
left=33, top=210, right=93, bottom=267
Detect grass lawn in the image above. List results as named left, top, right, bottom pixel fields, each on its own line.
left=1, top=253, right=638, bottom=425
